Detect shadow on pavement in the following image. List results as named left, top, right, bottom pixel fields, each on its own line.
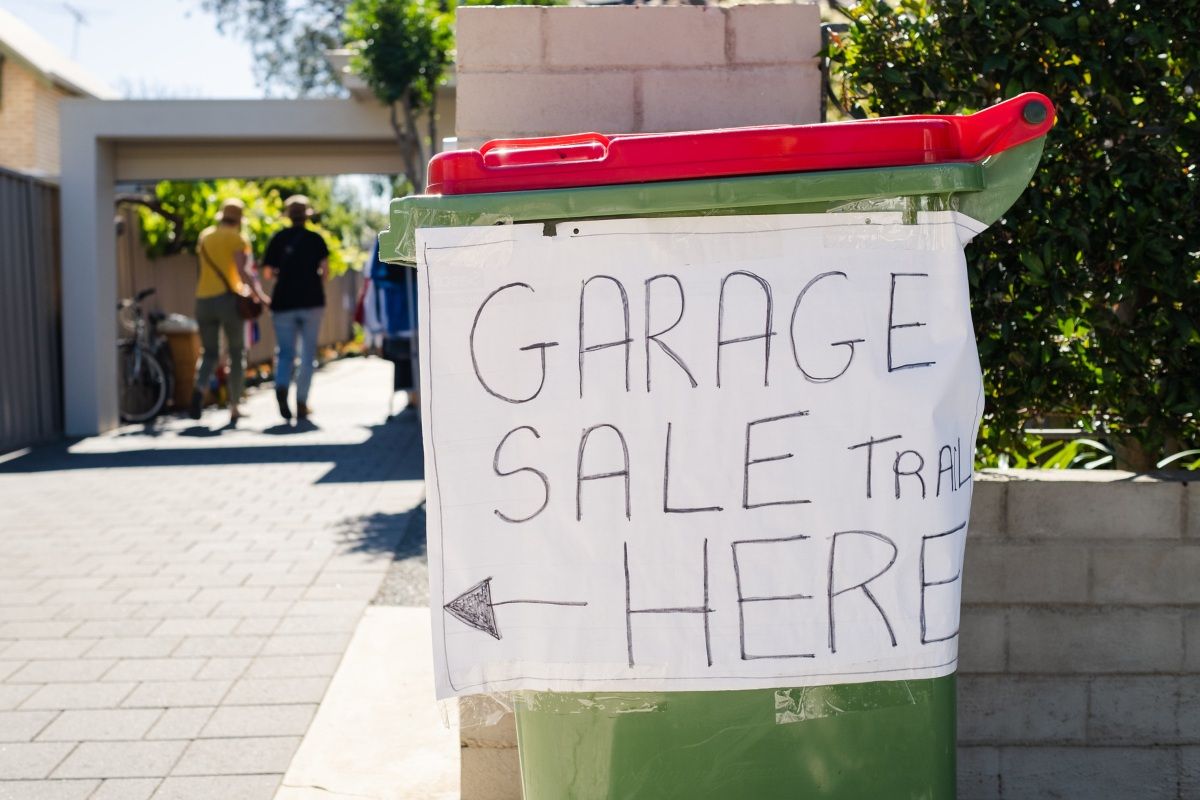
left=177, top=424, right=224, bottom=438
left=367, top=505, right=430, bottom=607
left=336, top=508, right=426, bottom=557
left=0, top=417, right=424, bottom=485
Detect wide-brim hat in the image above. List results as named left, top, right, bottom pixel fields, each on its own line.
left=215, top=197, right=245, bottom=222
left=284, top=194, right=315, bottom=217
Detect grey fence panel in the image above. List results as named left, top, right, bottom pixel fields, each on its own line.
left=0, top=168, right=62, bottom=453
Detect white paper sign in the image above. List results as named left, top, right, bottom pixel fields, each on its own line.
left=417, top=211, right=986, bottom=699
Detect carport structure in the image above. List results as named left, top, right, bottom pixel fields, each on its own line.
left=58, top=95, right=452, bottom=435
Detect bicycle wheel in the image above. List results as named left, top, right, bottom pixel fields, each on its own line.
left=118, top=343, right=168, bottom=423
left=153, top=339, right=176, bottom=408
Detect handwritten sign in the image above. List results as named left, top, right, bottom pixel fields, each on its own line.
left=417, top=211, right=986, bottom=699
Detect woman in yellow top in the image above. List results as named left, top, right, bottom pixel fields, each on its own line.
left=190, top=198, right=268, bottom=425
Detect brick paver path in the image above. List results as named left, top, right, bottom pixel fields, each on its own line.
left=0, top=359, right=424, bottom=800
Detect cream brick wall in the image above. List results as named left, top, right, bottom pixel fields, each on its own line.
left=0, top=57, right=37, bottom=172
left=0, top=56, right=72, bottom=175
left=454, top=4, right=822, bottom=146
left=32, top=79, right=68, bottom=174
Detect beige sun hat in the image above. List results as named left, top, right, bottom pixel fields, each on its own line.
left=284, top=194, right=315, bottom=217
left=215, top=197, right=245, bottom=222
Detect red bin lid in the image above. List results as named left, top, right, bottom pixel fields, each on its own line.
left=426, top=93, right=1054, bottom=196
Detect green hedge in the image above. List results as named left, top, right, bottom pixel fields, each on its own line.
left=830, top=0, right=1199, bottom=470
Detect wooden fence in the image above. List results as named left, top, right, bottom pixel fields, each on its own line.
left=0, top=168, right=62, bottom=453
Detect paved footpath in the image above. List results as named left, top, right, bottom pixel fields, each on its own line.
left=0, top=358, right=425, bottom=800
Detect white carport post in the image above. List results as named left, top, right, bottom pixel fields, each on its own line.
left=54, top=96, right=444, bottom=436
left=59, top=111, right=118, bottom=437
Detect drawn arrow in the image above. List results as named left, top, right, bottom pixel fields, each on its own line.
left=443, top=577, right=588, bottom=640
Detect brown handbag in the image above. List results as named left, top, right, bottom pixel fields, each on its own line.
left=199, top=243, right=264, bottom=321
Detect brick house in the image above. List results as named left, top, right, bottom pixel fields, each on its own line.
left=0, top=8, right=116, bottom=177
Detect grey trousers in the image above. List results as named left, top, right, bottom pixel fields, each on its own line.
left=194, top=293, right=245, bottom=405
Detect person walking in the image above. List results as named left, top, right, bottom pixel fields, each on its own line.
left=191, top=198, right=266, bottom=426
left=263, top=195, right=329, bottom=422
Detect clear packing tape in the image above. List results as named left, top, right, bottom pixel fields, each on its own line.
left=445, top=680, right=929, bottom=732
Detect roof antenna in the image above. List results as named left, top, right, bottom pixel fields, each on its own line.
left=62, top=3, right=88, bottom=59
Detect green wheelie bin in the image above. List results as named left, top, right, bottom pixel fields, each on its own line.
left=381, top=93, right=1054, bottom=799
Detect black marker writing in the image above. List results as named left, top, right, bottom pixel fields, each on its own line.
left=893, top=449, right=927, bottom=500
left=731, top=535, right=815, bottom=660
left=936, top=445, right=954, bottom=497
left=743, top=410, right=812, bottom=510
left=716, top=270, right=775, bottom=388
left=492, top=426, right=550, bottom=524
left=579, top=275, right=632, bottom=399
left=645, top=274, right=698, bottom=392
left=663, top=422, right=723, bottom=514
left=847, top=434, right=903, bottom=500
left=470, top=283, right=558, bottom=403
left=576, top=423, right=631, bottom=522
left=827, top=530, right=898, bottom=654
left=920, top=522, right=966, bottom=644
left=790, top=271, right=864, bottom=383
left=887, top=273, right=935, bottom=372
left=956, top=437, right=972, bottom=489
left=625, top=539, right=713, bottom=668
left=444, top=577, right=587, bottom=641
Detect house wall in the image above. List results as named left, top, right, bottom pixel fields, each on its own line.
left=454, top=4, right=822, bottom=148
left=0, top=56, right=70, bottom=175
left=31, top=73, right=68, bottom=175
left=0, top=56, right=37, bottom=173
left=959, top=470, right=1199, bottom=799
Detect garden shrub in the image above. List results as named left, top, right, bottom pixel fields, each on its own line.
left=830, top=0, right=1199, bottom=470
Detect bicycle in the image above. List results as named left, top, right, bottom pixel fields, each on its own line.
left=117, top=287, right=175, bottom=423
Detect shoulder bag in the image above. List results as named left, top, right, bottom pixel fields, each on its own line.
left=199, top=243, right=263, bottom=320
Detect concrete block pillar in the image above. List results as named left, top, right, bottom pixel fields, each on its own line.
left=455, top=3, right=822, bottom=147
left=451, top=6, right=823, bottom=797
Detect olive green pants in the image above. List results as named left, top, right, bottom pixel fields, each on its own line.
left=194, top=293, right=245, bottom=406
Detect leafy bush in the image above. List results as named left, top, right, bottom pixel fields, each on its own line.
left=830, top=0, right=1200, bottom=470
left=137, top=177, right=368, bottom=276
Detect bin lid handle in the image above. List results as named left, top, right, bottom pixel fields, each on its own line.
left=479, top=133, right=612, bottom=168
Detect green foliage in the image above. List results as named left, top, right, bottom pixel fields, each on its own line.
left=343, top=0, right=569, bottom=108
left=830, top=0, right=1200, bottom=470
left=343, top=0, right=454, bottom=109
left=137, top=178, right=367, bottom=276
left=991, top=436, right=1113, bottom=470
left=341, top=0, right=565, bottom=187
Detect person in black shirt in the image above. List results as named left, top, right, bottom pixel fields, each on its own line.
left=263, top=195, right=329, bottom=421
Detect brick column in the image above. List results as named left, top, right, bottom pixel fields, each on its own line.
left=454, top=4, right=822, bottom=147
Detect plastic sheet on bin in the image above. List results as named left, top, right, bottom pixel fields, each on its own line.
left=450, top=691, right=666, bottom=732
left=773, top=681, right=922, bottom=725
left=451, top=680, right=957, bottom=799
left=447, top=676, right=931, bottom=735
